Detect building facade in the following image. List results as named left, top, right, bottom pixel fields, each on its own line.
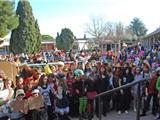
left=141, top=28, right=160, bottom=49
left=41, top=41, right=55, bottom=51
left=0, top=40, right=55, bottom=54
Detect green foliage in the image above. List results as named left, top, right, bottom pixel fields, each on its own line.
left=42, top=34, right=53, bottom=41
left=0, top=1, right=18, bottom=38
left=10, top=0, right=41, bottom=54
left=56, top=28, right=74, bottom=52
left=128, top=17, right=147, bottom=37
left=35, top=20, right=42, bottom=53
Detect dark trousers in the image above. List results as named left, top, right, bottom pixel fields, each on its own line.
left=11, top=116, right=25, bottom=120
left=123, top=89, right=132, bottom=111
left=112, top=92, right=119, bottom=111
left=105, top=94, right=111, bottom=112
left=0, top=116, right=9, bottom=120
left=117, top=92, right=124, bottom=111
left=71, top=95, right=79, bottom=117
left=87, top=99, right=94, bottom=120
left=142, top=93, right=158, bottom=114
left=57, top=113, right=71, bottom=120
left=27, top=108, right=48, bottom=120
left=117, top=89, right=131, bottom=111
left=68, top=95, right=75, bottom=117
left=47, top=105, right=56, bottom=120
left=96, top=95, right=111, bottom=116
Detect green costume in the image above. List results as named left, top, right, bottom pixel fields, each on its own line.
left=156, top=76, right=160, bottom=91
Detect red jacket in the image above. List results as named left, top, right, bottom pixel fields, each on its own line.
left=148, top=75, right=158, bottom=94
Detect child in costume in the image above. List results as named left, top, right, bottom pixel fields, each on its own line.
left=85, top=74, right=97, bottom=120
left=155, top=67, right=160, bottom=119
left=73, top=69, right=87, bottom=120
left=66, top=71, right=75, bottom=117
left=55, top=86, right=70, bottom=120
left=37, top=74, right=54, bottom=120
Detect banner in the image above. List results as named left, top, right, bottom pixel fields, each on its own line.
left=28, top=95, right=44, bottom=110
left=0, top=62, right=17, bottom=85
left=10, top=99, right=28, bottom=112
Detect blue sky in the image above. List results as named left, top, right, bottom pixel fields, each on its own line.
left=15, top=0, right=160, bottom=38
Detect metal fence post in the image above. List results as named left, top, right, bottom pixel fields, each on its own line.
left=136, top=82, right=141, bottom=120
left=99, top=96, right=102, bottom=120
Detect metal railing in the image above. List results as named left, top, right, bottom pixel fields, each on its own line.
left=18, top=61, right=83, bottom=67
left=94, top=78, right=147, bottom=120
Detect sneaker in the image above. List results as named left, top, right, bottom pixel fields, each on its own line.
left=125, top=110, right=129, bottom=114
left=82, top=113, right=87, bottom=119
left=79, top=114, right=82, bottom=120
left=152, top=112, right=156, bottom=116
left=155, top=115, right=160, bottom=120
left=140, top=113, right=146, bottom=117
left=118, top=111, right=121, bottom=115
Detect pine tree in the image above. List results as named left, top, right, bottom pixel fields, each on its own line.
left=35, top=20, right=42, bottom=53
left=0, top=1, right=18, bottom=38
left=129, top=17, right=147, bottom=37
left=56, top=28, right=74, bottom=52
left=10, top=0, right=41, bottom=54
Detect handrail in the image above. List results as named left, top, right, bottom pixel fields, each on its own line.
left=95, top=77, right=147, bottom=98
left=95, top=77, right=148, bottom=120
left=17, top=61, right=83, bottom=67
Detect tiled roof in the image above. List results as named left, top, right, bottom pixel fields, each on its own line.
left=146, top=28, right=160, bottom=38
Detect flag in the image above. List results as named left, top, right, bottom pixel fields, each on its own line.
left=45, top=64, right=52, bottom=75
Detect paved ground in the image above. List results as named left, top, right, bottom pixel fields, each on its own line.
left=72, top=110, right=155, bottom=120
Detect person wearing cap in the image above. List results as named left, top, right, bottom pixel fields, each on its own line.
left=114, top=63, right=121, bottom=78
left=31, top=89, right=40, bottom=96
left=9, top=89, right=26, bottom=120
left=26, top=89, right=48, bottom=120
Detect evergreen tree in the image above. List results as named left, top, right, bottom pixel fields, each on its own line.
left=0, top=1, right=18, bottom=45
left=42, top=34, right=54, bottom=41
left=56, top=28, right=74, bottom=52
left=10, top=0, right=41, bottom=54
left=35, top=20, right=42, bottom=53
left=128, top=17, right=147, bottom=37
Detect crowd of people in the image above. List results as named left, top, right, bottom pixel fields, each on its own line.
left=0, top=41, right=160, bottom=120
